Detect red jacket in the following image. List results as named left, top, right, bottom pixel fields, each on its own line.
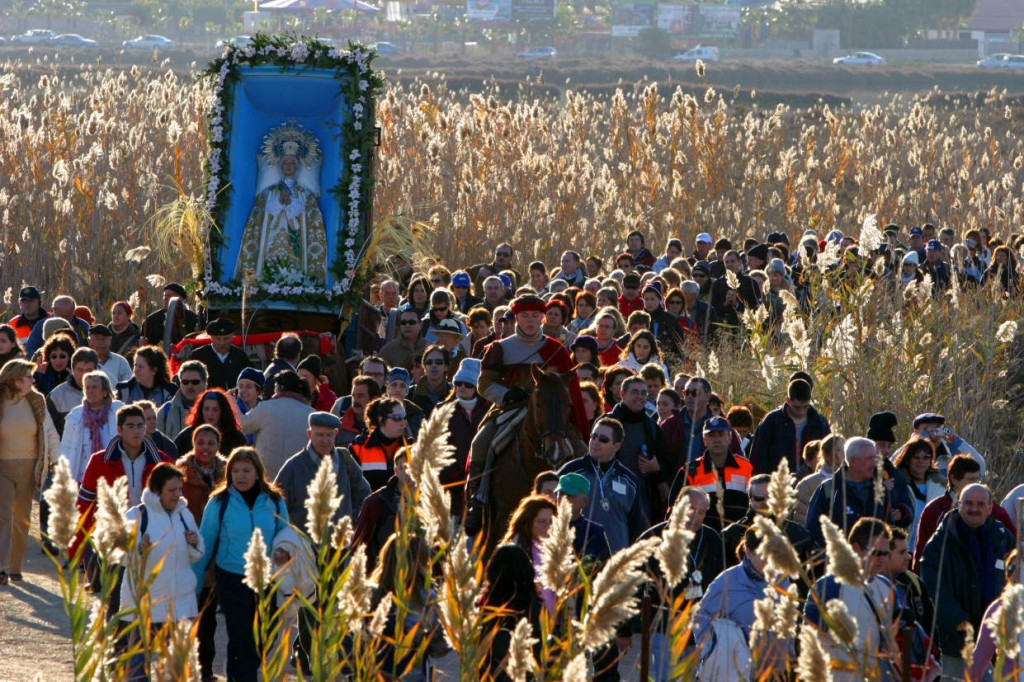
left=72, top=436, right=174, bottom=557
left=618, top=294, right=643, bottom=319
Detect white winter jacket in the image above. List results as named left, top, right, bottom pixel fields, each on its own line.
left=60, top=401, right=123, bottom=482
left=121, top=489, right=205, bottom=623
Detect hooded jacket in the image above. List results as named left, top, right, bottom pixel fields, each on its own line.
left=121, top=489, right=205, bottom=623
left=192, top=486, right=289, bottom=580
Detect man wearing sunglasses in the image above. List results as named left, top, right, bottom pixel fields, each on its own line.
left=156, top=360, right=208, bottom=442
left=380, top=309, right=427, bottom=372
left=464, top=294, right=589, bottom=535
left=720, top=473, right=811, bottom=569
left=467, top=243, right=522, bottom=299
left=805, top=517, right=896, bottom=676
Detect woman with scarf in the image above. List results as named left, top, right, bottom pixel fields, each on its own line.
left=60, top=371, right=123, bottom=483
left=0, top=360, right=60, bottom=584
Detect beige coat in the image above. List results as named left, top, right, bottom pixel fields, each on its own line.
left=23, top=391, right=61, bottom=490
left=240, top=394, right=314, bottom=479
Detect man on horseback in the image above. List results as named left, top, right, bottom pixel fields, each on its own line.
left=464, top=294, right=589, bottom=536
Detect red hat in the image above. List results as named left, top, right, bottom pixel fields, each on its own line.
left=545, top=298, right=569, bottom=315
left=113, top=300, right=133, bottom=317
left=510, top=295, right=547, bottom=315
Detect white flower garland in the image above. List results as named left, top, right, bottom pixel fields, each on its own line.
left=203, top=39, right=374, bottom=303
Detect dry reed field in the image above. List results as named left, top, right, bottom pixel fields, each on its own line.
left=4, top=53, right=1024, bottom=680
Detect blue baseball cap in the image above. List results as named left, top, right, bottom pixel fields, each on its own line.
left=452, top=272, right=471, bottom=288
left=909, top=226, right=923, bottom=237
left=926, top=239, right=943, bottom=251
left=703, top=416, right=732, bottom=434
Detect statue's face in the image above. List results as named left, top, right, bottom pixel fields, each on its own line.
left=281, top=156, right=298, bottom=177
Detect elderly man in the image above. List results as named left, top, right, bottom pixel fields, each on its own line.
left=26, top=294, right=90, bottom=355
left=480, top=275, right=507, bottom=312
left=922, top=483, right=1015, bottom=680
left=750, top=378, right=831, bottom=476
left=608, top=375, right=671, bottom=522
left=464, top=294, right=587, bottom=534
left=156, top=360, right=208, bottom=441
left=190, top=318, right=252, bottom=390
left=804, top=436, right=915, bottom=549
left=680, top=279, right=717, bottom=341
left=275, top=412, right=371, bottom=529
left=87, top=324, right=133, bottom=386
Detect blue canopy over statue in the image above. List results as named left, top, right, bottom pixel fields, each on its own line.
left=199, top=34, right=383, bottom=332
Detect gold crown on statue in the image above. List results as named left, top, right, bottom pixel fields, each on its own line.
left=261, top=123, right=321, bottom=169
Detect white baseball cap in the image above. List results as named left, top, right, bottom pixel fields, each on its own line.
left=696, top=232, right=713, bottom=244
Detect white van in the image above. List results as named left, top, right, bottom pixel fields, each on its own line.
left=673, top=45, right=720, bottom=63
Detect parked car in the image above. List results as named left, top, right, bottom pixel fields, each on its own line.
left=833, top=52, right=885, bottom=65
left=516, top=46, right=557, bottom=59
left=10, top=29, right=56, bottom=45
left=1004, top=55, right=1024, bottom=70
left=51, top=34, right=98, bottom=48
left=369, top=41, right=400, bottom=56
left=673, top=45, right=720, bottom=63
left=977, top=53, right=1012, bottom=68
left=215, top=35, right=253, bottom=49
left=123, top=35, right=175, bottom=49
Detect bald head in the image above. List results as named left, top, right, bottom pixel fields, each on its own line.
left=958, top=483, right=993, bottom=528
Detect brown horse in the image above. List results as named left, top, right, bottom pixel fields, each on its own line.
left=480, top=365, right=587, bottom=558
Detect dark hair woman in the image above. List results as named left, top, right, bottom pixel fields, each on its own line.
left=370, top=534, right=449, bottom=680
left=0, top=325, right=25, bottom=371
left=479, top=544, right=542, bottom=682
left=33, top=335, right=75, bottom=395
left=193, top=447, right=287, bottom=682
left=351, top=397, right=410, bottom=492
left=116, top=345, right=178, bottom=405
left=175, top=389, right=247, bottom=456
left=401, top=275, right=433, bottom=320
left=499, top=494, right=558, bottom=614
left=894, top=437, right=946, bottom=546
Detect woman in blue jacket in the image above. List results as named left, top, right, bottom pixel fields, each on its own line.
left=193, top=447, right=289, bottom=682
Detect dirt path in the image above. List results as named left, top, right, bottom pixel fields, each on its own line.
left=0, top=510, right=74, bottom=682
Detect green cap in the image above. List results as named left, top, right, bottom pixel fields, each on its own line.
left=555, top=473, right=591, bottom=497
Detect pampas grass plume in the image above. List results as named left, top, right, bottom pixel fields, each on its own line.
left=338, top=544, right=373, bottom=616
left=43, top=457, right=80, bottom=551
left=242, top=527, right=270, bottom=594
left=305, top=456, right=342, bottom=545
left=767, top=458, right=796, bottom=522
left=990, top=582, right=1024, bottom=660
left=825, top=600, right=859, bottom=648
left=540, top=497, right=576, bottom=597
left=582, top=537, right=658, bottom=651
left=657, top=492, right=694, bottom=589
left=93, top=476, right=131, bottom=563
left=505, top=617, right=538, bottom=682
left=753, top=515, right=801, bottom=580
left=798, top=624, right=832, bottom=681
left=820, top=516, right=865, bottom=588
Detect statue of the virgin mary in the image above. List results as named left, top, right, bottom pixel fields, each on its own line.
left=236, top=125, right=329, bottom=285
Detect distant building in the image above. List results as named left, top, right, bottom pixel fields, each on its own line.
left=967, top=0, right=1024, bottom=48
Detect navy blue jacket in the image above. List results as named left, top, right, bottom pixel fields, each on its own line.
left=804, top=466, right=915, bottom=549
left=750, top=403, right=831, bottom=475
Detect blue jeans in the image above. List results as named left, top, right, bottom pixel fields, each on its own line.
left=216, top=567, right=259, bottom=682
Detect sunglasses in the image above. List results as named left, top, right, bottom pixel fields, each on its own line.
left=423, top=358, right=447, bottom=366
left=496, top=251, right=512, bottom=257
left=50, top=353, right=69, bottom=359
left=590, top=433, right=612, bottom=443
left=750, top=494, right=768, bottom=502
left=400, top=320, right=420, bottom=326
left=693, top=272, right=708, bottom=278
left=181, top=379, right=204, bottom=386
left=667, top=299, right=683, bottom=306
left=385, top=414, right=407, bottom=422
left=684, top=389, right=701, bottom=396
left=871, top=550, right=891, bottom=558
left=431, top=307, right=448, bottom=314
left=454, top=381, right=475, bottom=388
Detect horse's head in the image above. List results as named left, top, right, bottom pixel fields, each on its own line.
left=528, top=364, right=573, bottom=468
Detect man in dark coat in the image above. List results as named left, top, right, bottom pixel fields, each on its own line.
left=921, top=483, right=1014, bottom=679
left=750, top=378, right=831, bottom=476
left=190, top=318, right=252, bottom=390
left=140, top=283, right=201, bottom=350
left=721, top=474, right=811, bottom=567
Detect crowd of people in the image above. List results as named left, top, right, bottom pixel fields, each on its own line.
left=0, top=222, right=1021, bottom=681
